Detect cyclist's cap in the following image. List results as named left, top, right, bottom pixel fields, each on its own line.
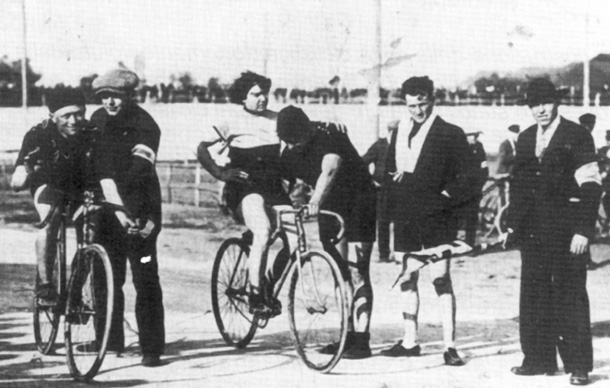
left=516, top=78, right=568, bottom=107
left=277, top=105, right=312, bottom=143
left=508, top=124, right=520, bottom=133
left=46, top=88, right=86, bottom=113
left=93, top=68, right=139, bottom=95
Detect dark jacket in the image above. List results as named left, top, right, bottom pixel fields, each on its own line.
left=91, top=102, right=162, bottom=225
left=508, top=117, right=601, bottom=240
left=385, top=115, right=470, bottom=222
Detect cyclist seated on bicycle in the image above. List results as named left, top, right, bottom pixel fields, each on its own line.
left=11, top=88, right=96, bottom=305
left=197, top=71, right=292, bottom=315
left=197, top=71, right=345, bottom=316
left=277, top=106, right=377, bottom=360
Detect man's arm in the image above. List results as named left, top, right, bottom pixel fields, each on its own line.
left=100, top=178, right=134, bottom=229
left=308, top=153, right=342, bottom=216
left=196, top=141, right=248, bottom=183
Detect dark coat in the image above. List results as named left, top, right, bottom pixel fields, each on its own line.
left=508, top=117, right=600, bottom=241
left=385, top=115, right=471, bottom=223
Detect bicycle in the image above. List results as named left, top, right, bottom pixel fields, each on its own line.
left=211, top=207, right=350, bottom=373
left=32, top=190, right=128, bottom=381
left=480, top=174, right=511, bottom=239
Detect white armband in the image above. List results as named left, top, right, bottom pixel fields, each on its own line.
left=574, top=162, right=601, bottom=187
left=132, top=144, right=156, bottom=164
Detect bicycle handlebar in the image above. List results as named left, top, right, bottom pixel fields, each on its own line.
left=277, top=207, right=346, bottom=243
left=34, top=189, right=133, bottom=229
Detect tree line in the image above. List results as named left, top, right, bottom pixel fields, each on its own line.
left=1, top=56, right=609, bottom=107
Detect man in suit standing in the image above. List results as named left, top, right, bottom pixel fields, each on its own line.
left=507, top=78, right=601, bottom=386
left=379, top=76, right=469, bottom=366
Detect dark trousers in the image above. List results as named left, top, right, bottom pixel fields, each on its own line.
left=519, top=235, right=593, bottom=372
left=377, top=188, right=391, bottom=259
left=95, top=213, right=165, bottom=356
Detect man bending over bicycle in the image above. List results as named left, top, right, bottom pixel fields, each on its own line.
left=11, top=89, right=95, bottom=305
left=277, top=106, right=377, bottom=359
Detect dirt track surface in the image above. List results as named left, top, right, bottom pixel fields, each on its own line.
left=1, top=227, right=610, bottom=387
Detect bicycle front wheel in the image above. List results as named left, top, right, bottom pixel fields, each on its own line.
left=64, top=244, right=114, bottom=382
left=33, top=219, right=66, bottom=355
left=288, top=250, right=349, bottom=373
left=211, top=237, right=258, bottom=348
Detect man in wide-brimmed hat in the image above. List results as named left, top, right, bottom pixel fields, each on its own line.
left=507, top=78, right=601, bottom=385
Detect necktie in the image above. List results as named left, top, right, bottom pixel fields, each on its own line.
left=408, top=122, right=422, bottom=147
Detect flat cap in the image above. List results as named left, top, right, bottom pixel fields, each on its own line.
left=92, top=68, right=139, bottom=95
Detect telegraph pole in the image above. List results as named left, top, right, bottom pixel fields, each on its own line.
left=369, top=0, right=382, bottom=138
left=21, top=0, right=28, bottom=109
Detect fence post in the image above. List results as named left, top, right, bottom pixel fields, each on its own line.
left=194, top=164, right=201, bottom=207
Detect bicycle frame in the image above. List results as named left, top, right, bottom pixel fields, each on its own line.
left=268, top=208, right=345, bottom=306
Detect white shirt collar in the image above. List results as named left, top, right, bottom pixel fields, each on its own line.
left=395, top=112, right=438, bottom=173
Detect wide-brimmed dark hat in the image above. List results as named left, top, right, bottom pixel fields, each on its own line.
left=517, top=78, right=569, bottom=106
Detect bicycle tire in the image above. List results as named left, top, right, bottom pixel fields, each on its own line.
left=64, top=244, right=114, bottom=382
left=211, top=237, right=259, bottom=348
left=33, top=218, right=66, bottom=355
left=288, top=250, right=349, bottom=373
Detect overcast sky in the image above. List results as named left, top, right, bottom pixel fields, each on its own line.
left=1, top=0, right=609, bottom=89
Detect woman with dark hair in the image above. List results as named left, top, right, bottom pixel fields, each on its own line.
left=197, top=71, right=291, bottom=315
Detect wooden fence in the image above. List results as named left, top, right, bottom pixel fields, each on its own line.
left=0, top=157, right=223, bottom=208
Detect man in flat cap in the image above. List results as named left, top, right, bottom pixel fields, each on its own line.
left=506, top=78, right=601, bottom=385
left=379, top=76, right=470, bottom=366
left=11, top=88, right=94, bottom=305
left=90, top=68, right=165, bottom=367
left=277, top=105, right=377, bottom=359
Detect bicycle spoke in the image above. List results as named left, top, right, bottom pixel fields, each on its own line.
left=289, top=251, right=348, bottom=372
left=211, top=238, right=258, bottom=348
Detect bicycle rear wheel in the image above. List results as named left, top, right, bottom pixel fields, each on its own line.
left=33, top=219, right=66, bottom=355
left=211, top=237, right=258, bottom=348
left=288, top=250, right=349, bottom=373
left=64, top=244, right=114, bottom=382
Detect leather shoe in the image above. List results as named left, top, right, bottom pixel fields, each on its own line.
left=511, top=365, right=556, bottom=376
left=443, top=347, right=464, bottom=366
left=380, top=341, right=421, bottom=357
left=570, top=370, right=589, bottom=386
